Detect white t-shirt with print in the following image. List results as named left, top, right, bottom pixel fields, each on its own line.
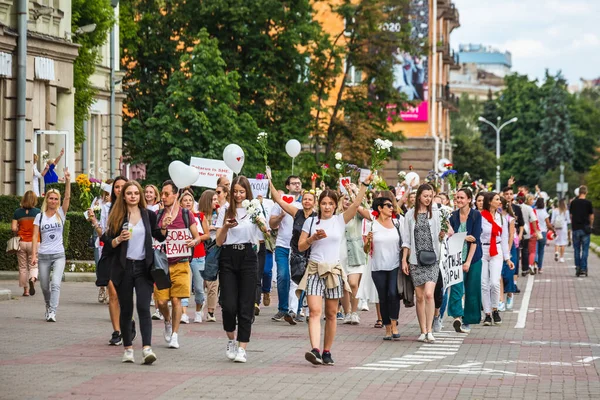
left=521, top=205, right=538, bottom=239
left=216, top=206, right=262, bottom=245
left=302, top=214, right=346, bottom=263
left=271, top=201, right=302, bottom=248
left=34, top=208, right=67, bottom=255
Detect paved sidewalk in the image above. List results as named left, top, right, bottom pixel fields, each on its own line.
left=1, top=245, right=599, bottom=399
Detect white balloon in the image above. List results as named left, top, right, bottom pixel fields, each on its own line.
left=574, top=187, right=580, bottom=197
left=168, top=161, right=200, bottom=189
left=285, top=139, right=301, bottom=158
left=405, top=172, right=420, bottom=188
left=223, top=144, right=245, bottom=174
left=437, top=158, right=451, bottom=172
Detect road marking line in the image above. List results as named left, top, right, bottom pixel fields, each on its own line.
left=416, top=352, right=457, bottom=356
left=579, top=356, right=600, bottom=363
left=351, top=367, right=399, bottom=371
left=422, top=344, right=461, bottom=348
left=402, top=355, right=447, bottom=359
left=378, top=360, right=424, bottom=365
left=515, top=274, right=534, bottom=329
left=364, top=363, right=411, bottom=368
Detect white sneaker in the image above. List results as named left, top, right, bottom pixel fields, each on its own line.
left=498, top=301, right=506, bottom=312
left=351, top=312, right=360, bottom=325
left=180, top=313, right=190, bottom=324
left=122, top=349, right=134, bottom=363
left=359, top=299, right=369, bottom=311
left=163, top=322, right=173, bottom=343
left=234, top=347, right=247, bottom=363
left=194, top=311, right=203, bottom=323
left=506, top=296, right=514, bottom=310
left=152, top=309, right=163, bottom=321
left=168, top=332, right=180, bottom=349
left=150, top=298, right=155, bottom=307
left=426, top=332, right=436, bottom=343
left=142, top=347, right=157, bottom=365
left=44, top=306, right=49, bottom=321
left=432, top=316, right=442, bottom=332
left=343, top=313, right=352, bottom=324
left=417, top=333, right=427, bottom=342
left=559, top=257, right=565, bottom=263
left=47, top=311, right=56, bottom=322
left=226, top=340, right=237, bottom=360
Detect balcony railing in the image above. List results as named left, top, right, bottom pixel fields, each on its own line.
left=436, top=84, right=459, bottom=110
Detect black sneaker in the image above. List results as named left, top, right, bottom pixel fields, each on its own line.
left=109, top=331, right=122, bottom=346
left=492, top=310, right=502, bottom=325
left=322, top=351, right=335, bottom=366
left=131, top=319, right=137, bottom=342
left=515, top=285, right=521, bottom=294
left=284, top=313, right=297, bottom=326
left=305, top=349, right=323, bottom=365
left=576, top=267, right=581, bottom=277
left=483, top=315, right=492, bottom=326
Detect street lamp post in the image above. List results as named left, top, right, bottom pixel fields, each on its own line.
left=478, top=116, right=518, bottom=192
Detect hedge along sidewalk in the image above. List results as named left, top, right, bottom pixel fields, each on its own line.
left=1, top=212, right=95, bottom=272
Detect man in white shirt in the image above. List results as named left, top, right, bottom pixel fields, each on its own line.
left=269, top=175, right=303, bottom=324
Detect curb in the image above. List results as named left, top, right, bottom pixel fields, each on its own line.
left=0, top=288, right=11, bottom=301
left=591, top=243, right=600, bottom=257
left=0, top=271, right=96, bottom=282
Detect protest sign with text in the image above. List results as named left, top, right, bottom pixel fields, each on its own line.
left=152, top=229, right=193, bottom=260
left=248, top=178, right=269, bottom=198
left=190, top=157, right=233, bottom=188
left=439, top=232, right=466, bottom=289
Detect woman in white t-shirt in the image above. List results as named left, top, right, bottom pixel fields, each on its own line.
left=364, top=196, right=404, bottom=340
left=31, top=168, right=71, bottom=322
left=215, top=176, right=262, bottom=364
left=297, top=173, right=373, bottom=366
left=551, top=199, right=570, bottom=262
left=534, top=198, right=554, bottom=274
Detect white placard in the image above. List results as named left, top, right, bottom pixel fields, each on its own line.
left=152, top=229, right=193, bottom=259
left=189, top=157, right=233, bottom=188
left=439, top=232, right=467, bottom=289
left=359, top=168, right=370, bottom=183
left=248, top=179, right=269, bottom=198
left=338, top=176, right=352, bottom=195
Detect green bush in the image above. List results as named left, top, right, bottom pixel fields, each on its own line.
left=0, top=196, right=24, bottom=223
left=0, top=212, right=94, bottom=271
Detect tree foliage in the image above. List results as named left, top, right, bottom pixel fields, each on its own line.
left=71, top=0, right=115, bottom=148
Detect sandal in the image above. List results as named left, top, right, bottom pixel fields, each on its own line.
left=374, top=320, right=383, bottom=328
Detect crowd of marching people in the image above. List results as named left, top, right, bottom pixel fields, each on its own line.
left=10, top=159, right=595, bottom=366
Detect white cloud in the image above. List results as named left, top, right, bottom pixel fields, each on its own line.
left=499, top=39, right=554, bottom=59
left=572, top=33, right=600, bottom=49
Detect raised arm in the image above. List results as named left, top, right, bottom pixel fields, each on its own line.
left=342, top=174, right=373, bottom=224
left=269, top=180, right=300, bottom=217
left=54, top=148, right=64, bottom=166
left=61, top=168, right=71, bottom=213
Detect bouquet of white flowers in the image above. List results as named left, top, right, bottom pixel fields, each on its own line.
left=242, top=199, right=275, bottom=249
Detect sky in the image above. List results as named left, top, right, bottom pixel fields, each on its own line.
left=451, top=0, right=600, bottom=86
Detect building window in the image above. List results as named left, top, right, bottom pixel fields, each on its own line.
left=344, top=17, right=355, bottom=37
left=344, top=59, right=362, bottom=86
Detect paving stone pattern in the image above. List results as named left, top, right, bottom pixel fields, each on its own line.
left=0, top=246, right=599, bottom=399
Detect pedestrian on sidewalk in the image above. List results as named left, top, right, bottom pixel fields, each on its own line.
left=401, top=184, right=446, bottom=343
left=551, top=199, right=570, bottom=263
left=570, top=186, right=594, bottom=277
left=448, top=188, right=482, bottom=333
left=500, top=198, right=517, bottom=311
left=298, top=173, right=373, bottom=366
left=12, top=190, right=41, bottom=297
left=101, top=181, right=167, bottom=364
left=198, top=190, right=220, bottom=322
left=215, top=176, right=262, bottom=363
left=534, top=197, right=553, bottom=274
left=31, top=168, right=71, bottom=322
left=480, top=192, right=513, bottom=327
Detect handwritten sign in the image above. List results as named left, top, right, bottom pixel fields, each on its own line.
left=338, top=176, right=352, bottom=195
left=359, top=168, right=370, bottom=183
left=248, top=179, right=269, bottom=198
left=152, top=228, right=192, bottom=259
left=189, top=157, right=233, bottom=188
left=439, top=232, right=466, bottom=289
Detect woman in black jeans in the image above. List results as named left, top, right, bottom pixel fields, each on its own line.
left=101, top=181, right=167, bottom=364
left=215, top=176, right=262, bottom=364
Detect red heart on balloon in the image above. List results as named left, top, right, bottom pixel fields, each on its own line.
left=236, top=157, right=242, bottom=162
left=282, top=195, right=294, bottom=204
left=341, top=178, right=350, bottom=187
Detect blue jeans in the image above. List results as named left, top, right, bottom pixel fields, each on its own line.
left=262, top=250, right=273, bottom=294
left=275, top=246, right=290, bottom=313
left=183, top=257, right=205, bottom=307
left=573, top=230, right=591, bottom=271
left=38, top=252, right=66, bottom=313
left=536, top=232, right=547, bottom=270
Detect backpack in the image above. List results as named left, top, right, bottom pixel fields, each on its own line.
left=157, top=207, right=191, bottom=229
left=554, top=212, right=565, bottom=229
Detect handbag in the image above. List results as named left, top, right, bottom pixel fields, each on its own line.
left=151, top=245, right=171, bottom=290
left=95, top=248, right=113, bottom=287
left=417, top=250, right=437, bottom=266
left=290, top=217, right=315, bottom=285
left=6, top=236, right=20, bottom=254
left=202, top=239, right=221, bottom=281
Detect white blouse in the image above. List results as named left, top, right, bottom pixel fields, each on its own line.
left=481, top=211, right=510, bottom=260
left=216, top=206, right=261, bottom=245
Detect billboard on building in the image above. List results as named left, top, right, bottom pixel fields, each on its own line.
left=395, top=0, right=429, bottom=122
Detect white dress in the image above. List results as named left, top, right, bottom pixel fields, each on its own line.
left=356, top=218, right=379, bottom=303
left=551, top=209, right=570, bottom=246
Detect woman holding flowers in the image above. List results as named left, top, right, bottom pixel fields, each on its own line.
left=215, top=176, right=262, bottom=363
left=401, top=184, right=446, bottom=343
left=298, top=173, right=373, bottom=366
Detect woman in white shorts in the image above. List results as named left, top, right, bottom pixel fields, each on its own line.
left=298, top=173, right=373, bottom=366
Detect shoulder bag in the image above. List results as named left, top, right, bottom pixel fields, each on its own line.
left=6, top=236, right=20, bottom=254
left=202, top=239, right=221, bottom=281
left=290, top=217, right=315, bottom=285
left=151, top=245, right=171, bottom=290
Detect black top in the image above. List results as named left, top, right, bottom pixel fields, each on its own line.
left=570, top=198, right=593, bottom=231
left=512, top=203, right=525, bottom=233
left=290, top=209, right=317, bottom=254
left=100, top=208, right=167, bottom=286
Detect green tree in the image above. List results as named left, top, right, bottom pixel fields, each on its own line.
left=586, top=162, right=600, bottom=208
left=72, top=0, right=115, bottom=147
left=142, top=30, right=259, bottom=183
left=478, top=90, right=499, bottom=152
left=569, top=88, right=600, bottom=173
left=537, top=71, right=573, bottom=171
left=450, top=94, right=495, bottom=182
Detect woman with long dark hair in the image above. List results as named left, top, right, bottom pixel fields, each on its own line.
left=401, top=184, right=444, bottom=343
left=448, top=188, right=482, bottom=333
left=198, top=190, right=220, bottom=322
left=101, top=181, right=167, bottom=364
left=480, top=192, right=513, bottom=326
left=298, top=173, right=373, bottom=366
left=215, top=176, right=262, bottom=363
left=499, top=197, right=517, bottom=311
